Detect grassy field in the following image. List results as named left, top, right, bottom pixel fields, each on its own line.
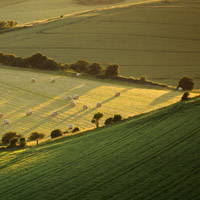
left=0, top=0, right=139, bottom=24
left=0, top=0, right=200, bottom=88
left=0, top=65, right=192, bottom=137
left=0, top=95, right=199, bottom=200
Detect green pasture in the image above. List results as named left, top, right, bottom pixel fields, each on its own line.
left=0, top=0, right=200, bottom=87
left=0, top=65, right=190, bottom=137
left=0, top=95, right=199, bottom=200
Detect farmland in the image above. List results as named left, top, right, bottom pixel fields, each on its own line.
left=0, top=95, right=199, bottom=200
left=0, top=0, right=200, bottom=88
left=0, top=65, right=192, bottom=137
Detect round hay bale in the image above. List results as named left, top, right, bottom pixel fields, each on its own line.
left=31, top=78, right=36, bottom=83
left=115, top=91, right=120, bottom=97
left=68, top=124, right=74, bottom=129
left=96, top=102, right=101, bottom=108
left=51, top=111, right=58, bottom=116
left=66, top=95, right=72, bottom=101
left=178, top=87, right=183, bottom=91
left=83, top=104, right=89, bottom=110
left=4, top=119, right=9, bottom=125
left=0, top=113, right=3, bottom=118
left=73, top=94, right=79, bottom=100
left=26, top=110, right=32, bottom=116
left=50, top=78, right=55, bottom=83
left=76, top=73, right=81, bottom=77
left=71, top=101, right=76, bottom=107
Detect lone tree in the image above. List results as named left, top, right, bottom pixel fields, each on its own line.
left=91, top=112, right=103, bottom=128
left=28, top=132, right=45, bottom=145
left=105, top=64, right=119, bottom=76
left=181, top=92, right=190, bottom=101
left=177, top=76, right=195, bottom=91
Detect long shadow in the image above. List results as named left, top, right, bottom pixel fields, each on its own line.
left=149, top=90, right=180, bottom=106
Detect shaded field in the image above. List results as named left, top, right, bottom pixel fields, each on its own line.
left=0, top=0, right=200, bottom=87
left=0, top=65, right=190, bottom=137
left=0, top=96, right=199, bottom=200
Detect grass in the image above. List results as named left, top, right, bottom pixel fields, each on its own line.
left=1, top=65, right=194, bottom=137
left=0, top=95, right=199, bottom=200
left=0, top=0, right=200, bottom=87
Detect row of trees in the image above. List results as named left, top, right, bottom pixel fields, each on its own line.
left=71, top=60, right=119, bottom=76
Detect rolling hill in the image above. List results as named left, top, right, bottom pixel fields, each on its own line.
left=0, top=65, right=192, bottom=137
left=0, top=0, right=200, bottom=88
left=0, top=95, right=199, bottom=200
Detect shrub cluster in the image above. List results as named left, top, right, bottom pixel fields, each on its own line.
left=0, top=21, right=17, bottom=30
left=51, top=129, right=63, bottom=139
left=0, top=52, right=66, bottom=71
left=1, top=132, right=26, bottom=149
left=104, top=114, right=122, bottom=125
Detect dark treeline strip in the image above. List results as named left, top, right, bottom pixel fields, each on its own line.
left=0, top=52, right=170, bottom=89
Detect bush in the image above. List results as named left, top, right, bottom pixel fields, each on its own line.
left=113, top=114, right=122, bottom=122
left=178, top=76, right=195, bottom=91
left=19, top=137, right=26, bottom=148
left=104, top=117, right=113, bottom=125
left=0, top=21, right=17, bottom=30
left=72, top=127, right=80, bottom=133
left=71, top=60, right=90, bottom=73
left=51, top=129, right=63, bottom=139
left=7, top=137, right=18, bottom=148
left=140, top=76, right=146, bottom=82
left=28, top=132, right=45, bottom=141
left=105, top=64, right=119, bottom=76
left=181, top=92, right=190, bottom=101
left=1, top=132, right=21, bottom=145
left=88, top=63, right=103, bottom=75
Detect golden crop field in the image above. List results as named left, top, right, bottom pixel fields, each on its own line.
left=0, top=65, right=194, bottom=137
left=0, top=0, right=199, bottom=88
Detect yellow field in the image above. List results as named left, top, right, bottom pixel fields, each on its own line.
left=0, top=0, right=199, bottom=88
left=0, top=65, right=197, bottom=137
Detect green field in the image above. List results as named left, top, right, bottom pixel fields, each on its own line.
left=0, top=95, right=199, bottom=200
left=1, top=65, right=192, bottom=137
left=0, top=0, right=200, bottom=88
left=0, top=0, right=137, bottom=24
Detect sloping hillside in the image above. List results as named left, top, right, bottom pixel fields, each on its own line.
left=1, top=65, right=191, bottom=137
left=0, top=0, right=200, bottom=87
left=0, top=96, right=199, bottom=200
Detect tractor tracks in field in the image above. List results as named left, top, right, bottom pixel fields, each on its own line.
left=67, top=128, right=200, bottom=200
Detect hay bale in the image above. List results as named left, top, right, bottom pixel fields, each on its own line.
left=31, top=78, right=36, bottom=83
left=4, top=119, right=9, bottom=124
left=66, top=95, right=72, bottom=100
left=115, top=91, right=120, bottom=97
left=51, top=111, right=58, bottom=116
left=0, top=113, right=3, bottom=118
left=96, top=102, right=101, bottom=108
left=178, top=87, right=183, bottom=91
left=50, top=78, right=55, bottom=83
left=71, top=101, right=76, bottom=107
left=68, top=124, right=74, bottom=129
left=83, top=104, right=89, bottom=110
left=73, top=94, right=79, bottom=100
left=26, top=110, right=32, bottom=116
left=76, top=73, right=81, bottom=77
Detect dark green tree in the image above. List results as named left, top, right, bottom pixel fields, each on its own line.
left=105, top=64, right=119, bottom=76
left=178, top=76, right=195, bottom=91
left=91, top=112, right=104, bottom=128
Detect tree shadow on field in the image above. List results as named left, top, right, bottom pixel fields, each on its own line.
left=149, top=90, right=180, bottom=106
